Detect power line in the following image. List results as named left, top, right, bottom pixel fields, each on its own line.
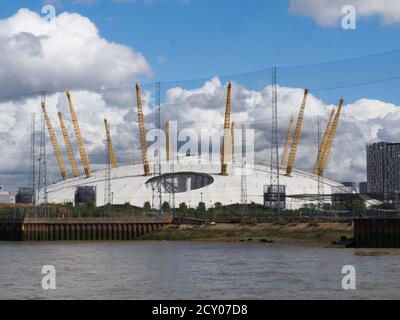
left=310, top=75, right=400, bottom=92
left=278, top=48, right=400, bottom=69
left=1, top=48, right=400, bottom=101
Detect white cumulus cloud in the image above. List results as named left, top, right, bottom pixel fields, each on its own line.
left=0, top=8, right=151, bottom=99
left=290, top=0, right=400, bottom=26
left=0, top=8, right=152, bottom=188
left=155, top=79, right=400, bottom=184
left=2, top=74, right=400, bottom=189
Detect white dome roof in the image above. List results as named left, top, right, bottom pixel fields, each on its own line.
left=45, top=157, right=344, bottom=210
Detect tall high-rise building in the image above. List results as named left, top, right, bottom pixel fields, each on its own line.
left=359, top=182, right=368, bottom=194
left=367, top=142, right=400, bottom=194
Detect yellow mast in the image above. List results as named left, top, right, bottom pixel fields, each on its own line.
left=221, top=82, right=232, bottom=175
left=135, top=82, right=150, bottom=176
left=66, top=90, right=91, bottom=178
left=41, top=100, right=68, bottom=180
left=58, top=112, right=80, bottom=177
left=281, top=115, right=294, bottom=169
left=166, top=121, right=171, bottom=162
left=318, top=99, right=344, bottom=177
left=104, top=119, right=117, bottom=169
left=286, top=89, right=309, bottom=176
left=313, top=108, right=335, bottom=176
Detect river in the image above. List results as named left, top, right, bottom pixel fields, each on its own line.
left=0, top=241, right=399, bottom=299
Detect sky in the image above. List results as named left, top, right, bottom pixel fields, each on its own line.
left=0, top=0, right=399, bottom=88
left=1, top=0, right=400, bottom=191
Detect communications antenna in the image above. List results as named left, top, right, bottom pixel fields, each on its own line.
left=166, top=121, right=176, bottom=216
left=104, top=135, right=112, bottom=216
left=155, top=82, right=162, bottom=210
left=269, top=67, right=280, bottom=213
left=317, top=116, right=323, bottom=211
left=30, top=113, right=36, bottom=207
left=240, top=124, right=248, bottom=216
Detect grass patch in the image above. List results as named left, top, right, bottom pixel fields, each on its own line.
left=307, top=222, right=320, bottom=228
left=137, top=223, right=354, bottom=244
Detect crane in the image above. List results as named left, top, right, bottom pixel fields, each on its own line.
left=57, top=112, right=80, bottom=177
left=221, top=82, right=232, bottom=175
left=281, top=115, right=294, bottom=169
left=318, top=99, right=344, bottom=177
left=166, top=121, right=171, bottom=162
left=313, top=108, right=335, bottom=176
left=135, top=82, right=150, bottom=176
left=41, top=101, right=68, bottom=180
left=66, top=90, right=91, bottom=178
left=104, top=119, right=118, bottom=169
left=286, top=89, right=309, bottom=176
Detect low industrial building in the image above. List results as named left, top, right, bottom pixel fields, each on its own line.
left=0, top=186, right=15, bottom=204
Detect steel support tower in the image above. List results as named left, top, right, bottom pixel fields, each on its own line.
left=269, top=67, right=281, bottom=213
left=104, top=137, right=112, bottom=216
left=152, top=82, right=163, bottom=210
left=240, top=124, right=248, bottom=216
left=317, top=116, right=323, bottom=211
left=37, top=93, right=48, bottom=216
left=30, top=113, right=36, bottom=207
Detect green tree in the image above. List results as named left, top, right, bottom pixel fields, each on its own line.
left=143, top=201, right=151, bottom=211
left=187, top=207, right=196, bottom=217
left=345, top=199, right=365, bottom=212
left=214, top=202, right=222, bottom=209
left=162, top=201, right=171, bottom=211
left=249, top=201, right=257, bottom=211
left=65, top=202, right=74, bottom=209
left=179, top=202, right=188, bottom=212
left=197, top=202, right=206, bottom=216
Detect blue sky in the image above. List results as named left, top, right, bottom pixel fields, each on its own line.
left=0, top=1, right=399, bottom=86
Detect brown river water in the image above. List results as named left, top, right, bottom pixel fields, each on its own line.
left=0, top=241, right=399, bottom=299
